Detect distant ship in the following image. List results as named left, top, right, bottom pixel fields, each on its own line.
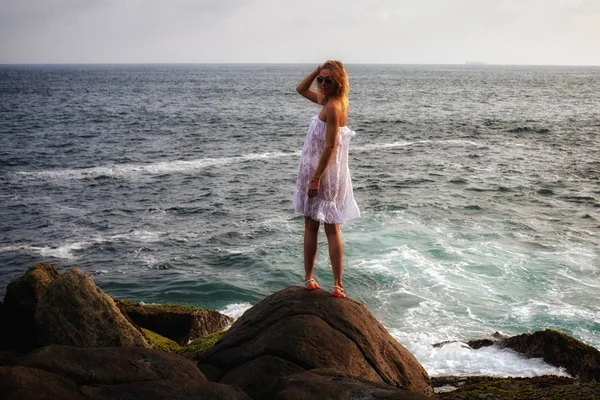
left=465, top=61, right=487, bottom=65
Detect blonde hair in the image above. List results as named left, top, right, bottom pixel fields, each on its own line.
left=319, top=60, right=349, bottom=110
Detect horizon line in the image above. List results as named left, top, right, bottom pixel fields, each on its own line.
left=1, top=62, right=599, bottom=68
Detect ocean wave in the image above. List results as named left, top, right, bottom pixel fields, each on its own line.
left=0, top=243, right=87, bottom=260
left=354, top=141, right=426, bottom=152
left=407, top=338, right=570, bottom=378
left=508, top=127, right=550, bottom=134
left=0, top=229, right=165, bottom=260
left=8, top=152, right=296, bottom=182
left=6, top=137, right=492, bottom=184
left=220, top=303, right=253, bottom=320
left=354, top=138, right=486, bottom=153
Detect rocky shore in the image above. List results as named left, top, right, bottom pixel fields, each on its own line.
left=1, top=264, right=599, bottom=399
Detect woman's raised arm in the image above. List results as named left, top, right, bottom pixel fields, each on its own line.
left=296, top=66, right=322, bottom=105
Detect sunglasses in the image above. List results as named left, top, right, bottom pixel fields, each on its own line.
left=316, top=76, right=333, bottom=85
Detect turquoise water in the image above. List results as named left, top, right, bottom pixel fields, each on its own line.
left=1, top=64, right=599, bottom=376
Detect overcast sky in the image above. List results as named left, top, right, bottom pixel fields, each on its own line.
left=1, top=0, right=599, bottom=65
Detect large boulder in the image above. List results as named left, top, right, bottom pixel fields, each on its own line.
left=34, top=268, right=148, bottom=348
left=0, top=345, right=251, bottom=400
left=2, top=264, right=59, bottom=350
left=197, top=286, right=433, bottom=398
left=500, top=329, right=600, bottom=382
left=116, top=300, right=232, bottom=346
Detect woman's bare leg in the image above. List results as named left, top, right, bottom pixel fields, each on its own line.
left=304, top=217, right=320, bottom=281
left=324, top=223, right=343, bottom=289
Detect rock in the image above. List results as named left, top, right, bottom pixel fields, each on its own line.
left=466, top=332, right=506, bottom=349
left=432, top=341, right=470, bottom=349
left=197, top=286, right=433, bottom=398
left=178, top=330, right=227, bottom=361
left=142, top=328, right=181, bottom=353
left=219, top=355, right=304, bottom=399
left=0, top=366, right=85, bottom=400
left=435, top=375, right=600, bottom=400
left=266, top=369, right=431, bottom=400
left=116, top=300, right=233, bottom=346
left=34, top=268, right=148, bottom=348
left=4, top=264, right=59, bottom=312
left=0, top=345, right=251, bottom=399
left=500, top=329, right=600, bottom=381
left=2, top=264, right=59, bottom=350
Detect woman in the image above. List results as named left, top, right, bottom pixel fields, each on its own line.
left=293, top=60, right=360, bottom=299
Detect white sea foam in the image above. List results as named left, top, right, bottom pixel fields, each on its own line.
left=508, top=298, right=599, bottom=324
left=0, top=243, right=87, bottom=260
left=436, top=139, right=487, bottom=148
left=404, top=339, right=570, bottom=378
left=220, top=303, right=253, bottom=320
left=11, top=151, right=296, bottom=182
left=387, top=298, right=571, bottom=378
left=0, top=229, right=165, bottom=261
left=39, top=242, right=87, bottom=259
left=346, top=211, right=598, bottom=377
left=353, top=139, right=485, bottom=153
left=110, top=229, right=162, bottom=243
left=354, top=140, right=429, bottom=152
left=8, top=138, right=488, bottom=183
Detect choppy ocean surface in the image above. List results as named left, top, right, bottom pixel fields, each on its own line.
left=1, top=64, right=599, bottom=377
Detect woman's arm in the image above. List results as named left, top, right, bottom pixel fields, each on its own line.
left=296, top=66, right=322, bottom=105
left=308, top=104, right=340, bottom=198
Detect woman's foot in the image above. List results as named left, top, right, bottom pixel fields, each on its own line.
left=331, top=285, right=347, bottom=299
left=305, top=278, right=320, bottom=291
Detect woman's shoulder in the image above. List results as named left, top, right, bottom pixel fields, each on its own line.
left=324, top=100, right=348, bottom=119
left=323, top=99, right=348, bottom=126
left=324, top=98, right=344, bottom=112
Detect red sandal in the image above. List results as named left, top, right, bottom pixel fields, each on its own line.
left=331, top=285, right=347, bottom=299
left=305, top=278, right=320, bottom=291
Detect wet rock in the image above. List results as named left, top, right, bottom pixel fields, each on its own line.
left=116, top=300, right=232, bottom=346
left=466, top=332, right=506, bottom=349
left=34, top=269, right=148, bottom=348
left=501, top=329, right=600, bottom=381
left=197, top=286, right=433, bottom=398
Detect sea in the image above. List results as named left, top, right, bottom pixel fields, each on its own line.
left=1, top=64, right=599, bottom=378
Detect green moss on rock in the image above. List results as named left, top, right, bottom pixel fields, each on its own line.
left=116, top=300, right=206, bottom=315
left=177, top=330, right=226, bottom=361
left=114, top=299, right=233, bottom=346
left=544, top=329, right=590, bottom=352
left=141, top=328, right=181, bottom=353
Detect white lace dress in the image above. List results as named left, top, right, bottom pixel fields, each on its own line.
left=292, top=115, right=360, bottom=224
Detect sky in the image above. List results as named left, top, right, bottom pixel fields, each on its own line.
left=0, top=0, right=599, bottom=65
